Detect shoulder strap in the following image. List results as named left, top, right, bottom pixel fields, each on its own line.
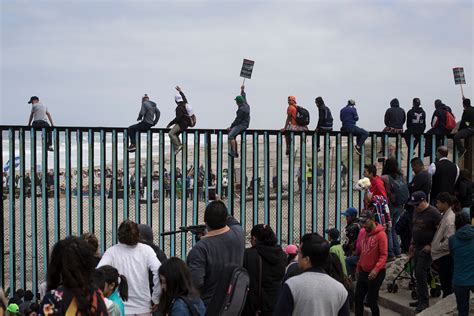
left=178, top=296, right=200, bottom=316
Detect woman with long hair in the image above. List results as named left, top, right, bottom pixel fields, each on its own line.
left=94, top=265, right=129, bottom=316
left=243, top=224, right=287, bottom=315
left=158, top=257, right=205, bottom=316
left=40, top=236, right=108, bottom=315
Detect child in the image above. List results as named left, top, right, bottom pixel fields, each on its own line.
left=94, top=265, right=129, bottom=316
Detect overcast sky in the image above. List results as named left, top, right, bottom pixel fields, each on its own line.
left=1, top=0, right=472, bottom=131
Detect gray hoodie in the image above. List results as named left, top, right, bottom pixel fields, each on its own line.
left=138, top=100, right=160, bottom=125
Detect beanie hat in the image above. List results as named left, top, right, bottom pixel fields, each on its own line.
left=284, top=244, right=298, bottom=255
left=234, top=95, right=244, bottom=104
left=288, top=96, right=297, bottom=103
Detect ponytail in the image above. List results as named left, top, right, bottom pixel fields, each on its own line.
left=117, top=274, right=129, bottom=302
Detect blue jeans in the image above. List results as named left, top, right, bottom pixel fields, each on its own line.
left=341, top=125, right=369, bottom=148
left=454, top=285, right=474, bottom=316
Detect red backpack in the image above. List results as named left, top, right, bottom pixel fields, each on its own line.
left=445, top=111, right=456, bottom=130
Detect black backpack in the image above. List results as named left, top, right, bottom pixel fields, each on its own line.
left=205, top=264, right=250, bottom=316
left=295, top=106, right=310, bottom=126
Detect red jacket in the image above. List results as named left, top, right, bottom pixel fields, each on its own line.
left=370, top=176, right=388, bottom=200
left=357, top=223, right=388, bottom=274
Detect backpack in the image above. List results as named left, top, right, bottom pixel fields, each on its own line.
left=186, top=104, right=197, bottom=127
left=370, top=195, right=391, bottom=228
left=387, top=175, right=409, bottom=207
left=294, top=105, right=310, bottom=126
left=205, top=264, right=250, bottom=316
left=445, top=111, right=456, bottom=130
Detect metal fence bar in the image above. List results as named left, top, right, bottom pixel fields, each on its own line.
left=335, top=133, right=341, bottom=231
left=299, top=133, right=306, bottom=237
left=76, top=130, right=83, bottom=235
left=311, top=134, right=318, bottom=233
left=112, top=130, right=118, bottom=244
left=181, top=132, right=188, bottom=258
left=407, top=135, right=414, bottom=183
left=216, top=132, right=223, bottom=197
left=263, top=132, right=270, bottom=224
left=159, top=131, right=165, bottom=249
left=8, top=128, right=16, bottom=293
left=192, top=131, right=199, bottom=228
left=204, top=132, right=209, bottom=205
left=276, top=133, right=282, bottom=243
left=88, top=129, right=94, bottom=233
left=29, top=128, right=38, bottom=297
left=65, top=129, right=72, bottom=236
left=358, top=143, right=365, bottom=213
left=19, top=129, right=26, bottom=290
left=347, top=135, right=353, bottom=208
left=135, top=133, right=141, bottom=223
left=170, top=142, right=176, bottom=257
left=240, top=133, right=247, bottom=232
left=123, top=129, right=129, bottom=219
left=252, top=132, right=258, bottom=226
left=323, top=133, right=330, bottom=236
left=53, top=129, right=60, bottom=242
left=0, top=129, right=4, bottom=288
left=288, top=133, right=295, bottom=244
left=41, top=128, right=49, bottom=279
left=100, top=130, right=106, bottom=252
left=146, top=131, right=153, bottom=226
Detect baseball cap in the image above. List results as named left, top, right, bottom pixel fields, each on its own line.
left=407, top=191, right=427, bottom=206
left=284, top=244, right=298, bottom=255
left=325, top=228, right=340, bottom=240
left=235, top=95, right=244, bottom=104
left=7, top=303, right=20, bottom=314
left=27, top=96, right=39, bottom=104
left=342, top=207, right=358, bottom=217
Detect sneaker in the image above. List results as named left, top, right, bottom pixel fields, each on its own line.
left=458, top=148, right=466, bottom=158
left=175, top=146, right=182, bottom=156
left=409, top=301, right=419, bottom=307
left=127, top=145, right=136, bottom=152
left=354, top=145, right=362, bottom=155
left=47, top=146, right=54, bottom=152
left=415, top=304, right=429, bottom=313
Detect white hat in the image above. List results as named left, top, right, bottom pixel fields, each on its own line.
left=175, top=94, right=183, bottom=102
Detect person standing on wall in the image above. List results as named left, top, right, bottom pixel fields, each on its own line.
left=27, top=96, right=54, bottom=151
left=128, top=94, right=160, bottom=152
left=227, top=85, right=250, bottom=158
left=167, top=86, right=192, bottom=156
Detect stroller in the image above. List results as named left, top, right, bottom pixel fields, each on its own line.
left=387, top=257, right=442, bottom=299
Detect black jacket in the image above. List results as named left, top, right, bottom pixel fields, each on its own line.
left=384, top=99, right=406, bottom=129
left=459, top=106, right=474, bottom=130
left=168, top=91, right=191, bottom=130
left=406, top=107, right=426, bottom=134
left=243, top=244, right=286, bottom=315
left=317, top=105, right=333, bottom=130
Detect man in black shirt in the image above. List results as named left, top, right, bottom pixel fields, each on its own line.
left=428, top=146, right=459, bottom=205
left=409, top=158, right=432, bottom=197
left=408, top=191, right=442, bottom=313
left=454, top=98, right=474, bottom=158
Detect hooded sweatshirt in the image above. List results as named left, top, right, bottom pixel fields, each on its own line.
left=357, top=223, right=388, bottom=274
left=449, top=224, right=474, bottom=286
left=340, top=105, right=359, bottom=128
left=243, top=244, right=287, bottom=314
left=230, top=91, right=250, bottom=129
left=384, top=98, right=406, bottom=129
left=406, top=106, right=426, bottom=134
left=430, top=102, right=451, bottom=131
left=459, top=104, right=474, bottom=130
left=138, top=100, right=160, bottom=126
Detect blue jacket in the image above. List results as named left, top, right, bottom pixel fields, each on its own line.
left=172, top=297, right=206, bottom=316
left=449, top=224, right=474, bottom=286
left=340, top=105, right=359, bottom=128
